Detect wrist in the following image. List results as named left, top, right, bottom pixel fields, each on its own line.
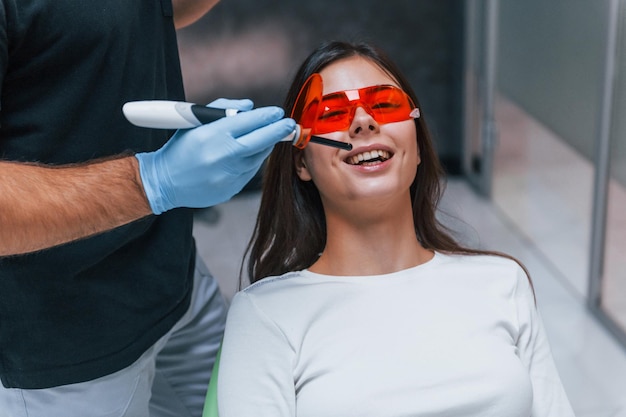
left=128, top=155, right=155, bottom=215
left=135, top=152, right=169, bottom=215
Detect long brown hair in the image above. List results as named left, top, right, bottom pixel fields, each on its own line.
left=243, top=40, right=532, bottom=294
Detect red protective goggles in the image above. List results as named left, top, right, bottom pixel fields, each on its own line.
left=296, top=81, right=420, bottom=135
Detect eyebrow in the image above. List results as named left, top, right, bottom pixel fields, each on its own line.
left=369, top=85, right=395, bottom=93
left=321, top=91, right=347, bottom=100
left=322, top=85, right=398, bottom=100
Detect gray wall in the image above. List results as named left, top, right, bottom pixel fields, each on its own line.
left=177, top=0, right=465, bottom=174
left=497, top=0, right=609, bottom=161
left=609, top=4, right=626, bottom=184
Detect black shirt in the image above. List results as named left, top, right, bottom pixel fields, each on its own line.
left=0, top=0, right=195, bottom=388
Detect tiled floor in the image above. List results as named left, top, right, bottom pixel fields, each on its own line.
left=194, top=176, right=626, bottom=416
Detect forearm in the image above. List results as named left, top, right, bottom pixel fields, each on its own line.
left=0, top=156, right=152, bottom=256
left=172, top=0, right=221, bottom=29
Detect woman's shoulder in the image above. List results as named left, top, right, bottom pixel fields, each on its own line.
left=234, top=270, right=313, bottom=307
left=230, top=270, right=327, bottom=324
left=435, top=251, right=529, bottom=288
left=437, top=251, right=523, bottom=270
left=243, top=270, right=307, bottom=292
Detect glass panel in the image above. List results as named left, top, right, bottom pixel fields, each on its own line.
left=601, top=3, right=626, bottom=333
left=463, top=0, right=490, bottom=194
left=491, top=0, right=607, bottom=297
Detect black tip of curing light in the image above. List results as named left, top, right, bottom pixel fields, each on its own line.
left=309, top=135, right=352, bottom=150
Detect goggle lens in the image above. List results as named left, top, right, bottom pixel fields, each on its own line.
left=296, top=83, right=419, bottom=135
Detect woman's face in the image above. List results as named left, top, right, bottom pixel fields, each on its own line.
left=295, top=56, right=420, bottom=209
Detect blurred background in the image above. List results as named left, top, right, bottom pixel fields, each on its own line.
left=176, top=1, right=465, bottom=172
left=178, top=0, right=626, bottom=415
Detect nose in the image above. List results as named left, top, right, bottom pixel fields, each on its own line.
left=349, top=106, right=379, bottom=137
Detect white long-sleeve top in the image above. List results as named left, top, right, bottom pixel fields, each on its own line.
left=218, top=252, right=575, bottom=416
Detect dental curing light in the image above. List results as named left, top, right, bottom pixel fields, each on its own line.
left=122, top=100, right=352, bottom=151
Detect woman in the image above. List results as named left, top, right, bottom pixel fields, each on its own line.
left=216, top=41, right=575, bottom=416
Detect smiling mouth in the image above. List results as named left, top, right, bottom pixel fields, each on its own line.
left=345, top=149, right=393, bottom=166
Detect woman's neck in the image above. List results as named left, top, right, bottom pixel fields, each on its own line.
left=309, top=199, right=433, bottom=276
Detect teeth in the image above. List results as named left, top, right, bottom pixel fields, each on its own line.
left=348, top=150, right=391, bottom=165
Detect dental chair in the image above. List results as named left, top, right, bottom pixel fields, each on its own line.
left=202, top=344, right=221, bottom=417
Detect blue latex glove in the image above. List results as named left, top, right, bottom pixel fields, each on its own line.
left=136, top=99, right=295, bottom=214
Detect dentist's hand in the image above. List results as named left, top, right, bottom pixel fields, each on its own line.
left=135, top=99, right=295, bottom=214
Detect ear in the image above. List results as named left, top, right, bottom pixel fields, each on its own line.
left=294, top=151, right=313, bottom=181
